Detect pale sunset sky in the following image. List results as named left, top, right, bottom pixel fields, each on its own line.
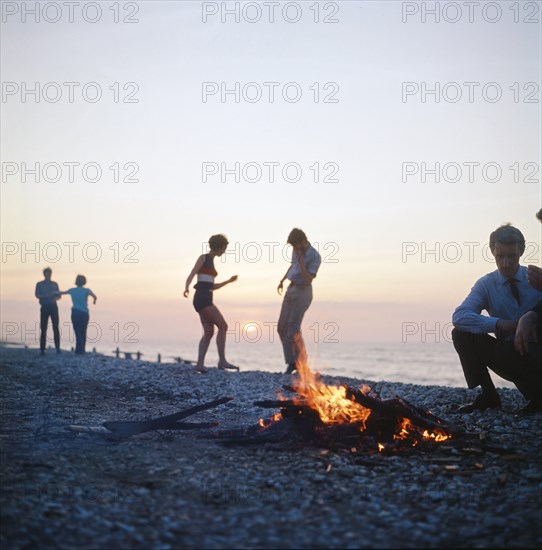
left=1, top=1, right=541, bottom=352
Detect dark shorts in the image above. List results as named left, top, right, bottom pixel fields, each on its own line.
left=193, top=289, right=213, bottom=313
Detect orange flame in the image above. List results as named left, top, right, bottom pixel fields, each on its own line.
left=287, top=343, right=450, bottom=445
left=394, top=418, right=415, bottom=440
left=422, top=429, right=449, bottom=442
left=291, top=343, right=371, bottom=428
left=394, top=417, right=449, bottom=443
left=259, top=412, right=282, bottom=429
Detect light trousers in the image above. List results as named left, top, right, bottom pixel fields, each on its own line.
left=277, top=285, right=313, bottom=365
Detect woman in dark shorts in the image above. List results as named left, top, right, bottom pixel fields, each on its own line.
left=183, top=234, right=238, bottom=373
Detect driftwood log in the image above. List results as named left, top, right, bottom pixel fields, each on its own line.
left=101, top=397, right=233, bottom=439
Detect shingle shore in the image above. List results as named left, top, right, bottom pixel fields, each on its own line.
left=1, top=346, right=541, bottom=549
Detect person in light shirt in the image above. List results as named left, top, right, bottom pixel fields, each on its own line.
left=452, top=223, right=542, bottom=414
left=60, top=275, right=97, bottom=355
left=277, top=228, right=322, bottom=375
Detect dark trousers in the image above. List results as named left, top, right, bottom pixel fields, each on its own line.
left=71, top=309, right=89, bottom=354
left=40, top=303, right=60, bottom=351
left=452, top=328, right=542, bottom=401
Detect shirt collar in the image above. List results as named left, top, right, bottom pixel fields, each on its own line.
left=496, top=266, right=525, bottom=285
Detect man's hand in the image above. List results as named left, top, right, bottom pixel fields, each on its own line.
left=514, top=311, right=537, bottom=356
left=277, top=281, right=284, bottom=295
left=527, top=265, right=542, bottom=292
left=496, top=319, right=518, bottom=332
left=229, top=275, right=238, bottom=284
left=183, top=289, right=189, bottom=298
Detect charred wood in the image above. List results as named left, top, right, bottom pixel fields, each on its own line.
left=344, top=386, right=458, bottom=436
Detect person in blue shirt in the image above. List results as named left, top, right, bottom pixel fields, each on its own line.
left=60, top=275, right=97, bottom=354
left=452, top=223, right=542, bottom=414
left=277, top=228, right=322, bottom=374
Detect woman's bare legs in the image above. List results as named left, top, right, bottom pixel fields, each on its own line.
left=196, top=305, right=235, bottom=370
left=195, top=308, right=215, bottom=372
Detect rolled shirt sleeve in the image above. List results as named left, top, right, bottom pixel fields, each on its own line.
left=452, top=268, right=542, bottom=335
left=452, top=277, right=500, bottom=334
left=305, top=247, right=322, bottom=277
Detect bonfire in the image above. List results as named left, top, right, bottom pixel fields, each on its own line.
left=222, top=346, right=455, bottom=454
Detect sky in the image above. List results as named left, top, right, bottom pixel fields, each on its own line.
left=1, top=0, right=541, bottom=353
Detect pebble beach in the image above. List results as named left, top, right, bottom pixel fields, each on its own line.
left=1, top=344, right=541, bottom=549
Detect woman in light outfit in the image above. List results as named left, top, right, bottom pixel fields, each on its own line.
left=60, top=275, right=97, bottom=354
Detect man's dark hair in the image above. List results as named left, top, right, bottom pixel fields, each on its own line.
left=536, top=209, right=542, bottom=223
left=489, top=223, right=525, bottom=255
left=287, top=228, right=307, bottom=245
left=208, top=234, right=228, bottom=252
left=75, top=275, right=87, bottom=287
left=43, top=267, right=52, bottom=276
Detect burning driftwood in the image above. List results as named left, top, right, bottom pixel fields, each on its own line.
left=215, top=348, right=459, bottom=454
left=216, top=389, right=457, bottom=453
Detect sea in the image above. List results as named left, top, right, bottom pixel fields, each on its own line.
left=75, top=339, right=516, bottom=390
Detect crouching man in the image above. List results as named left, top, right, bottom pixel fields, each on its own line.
left=452, top=224, right=542, bottom=414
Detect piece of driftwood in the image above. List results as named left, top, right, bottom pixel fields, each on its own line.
left=102, top=397, right=232, bottom=439
left=155, top=421, right=219, bottom=430
left=254, top=399, right=306, bottom=409
left=344, top=386, right=461, bottom=436
left=69, top=425, right=113, bottom=435
left=215, top=422, right=293, bottom=446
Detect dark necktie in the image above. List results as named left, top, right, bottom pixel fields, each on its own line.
left=508, top=278, right=520, bottom=305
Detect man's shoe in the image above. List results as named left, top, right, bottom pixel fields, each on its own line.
left=457, top=392, right=501, bottom=413
left=517, top=399, right=542, bottom=415
left=285, top=363, right=297, bottom=375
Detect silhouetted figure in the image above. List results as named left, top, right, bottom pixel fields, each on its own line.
left=513, top=210, right=542, bottom=414
left=452, top=223, right=542, bottom=414
left=277, top=228, right=322, bottom=374
left=526, top=208, right=542, bottom=292
left=35, top=267, right=61, bottom=355
left=60, top=275, right=97, bottom=354
left=183, top=234, right=238, bottom=373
